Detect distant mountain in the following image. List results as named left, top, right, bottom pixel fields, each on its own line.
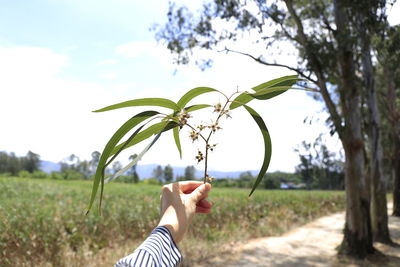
left=40, top=160, right=61, bottom=173
left=121, top=164, right=257, bottom=179
left=39, top=160, right=257, bottom=179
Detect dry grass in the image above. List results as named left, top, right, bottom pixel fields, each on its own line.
left=0, top=177, right=344, bottom=266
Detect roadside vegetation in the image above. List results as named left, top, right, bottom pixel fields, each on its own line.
left=0, top=177, right=344, bottom=266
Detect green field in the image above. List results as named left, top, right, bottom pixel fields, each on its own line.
left=0, top=177, right=345, bottom=266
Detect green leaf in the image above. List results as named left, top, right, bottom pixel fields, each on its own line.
left=177, top=87, right=217, bottom=108
left=87, top=110, right=159, bottom=213
left=229, top=92, right=253, bottom=110
left=243, top=105, right=272, bottom=197
left=184, top=104, right=212, bottom=112
left=93, top=98, right=179, bottom=112
left=110, top=121, right=179, bottom=156
left=250, top=86, right=293, bottom=100
left=105, top=131, right=163, bottom=183
left=230, top=75, right=302, bottom=109
left=173, top=127, right=182, bottom=159
left=252, top=75, right=301, bottom=91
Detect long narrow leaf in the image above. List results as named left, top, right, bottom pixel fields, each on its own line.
left=110, top=121, right=179, bottom=155
left=250, top=86, right=293, bottom=100
left=86, top=110, right=159, bottom=213
left=93, top=98, right=179, bottom=112
left=229, top=93, right=253, bottom=110
left=99, top=125, right=144, bottom=210
left=173, top=127, right=182, bottom=159
left=230, top=75, right=301, bottom=109
left=177, top=87, right=217, bottom=108
left=105, top=131, right=163, bottom=183
left=252, top=75, right=301, bottom=91
left=185, top=104, right=211, bottom=112
left=243, top=105, right=272, bottom=197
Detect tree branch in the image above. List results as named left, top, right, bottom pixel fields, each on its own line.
left=284, top=0, right=344, bottom=138
left=220, top=47, right=318, bottom=84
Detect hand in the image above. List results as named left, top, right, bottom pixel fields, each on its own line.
left=157, top=181, right=212, bottom=243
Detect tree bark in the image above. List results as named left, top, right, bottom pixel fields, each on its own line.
left=394, top=136, right=400, bottom=216
left=334, top=0, right=374, bottom=257
left=359, top=19, right=391, bottom=243
left=385, top=66, right=400, bottom=216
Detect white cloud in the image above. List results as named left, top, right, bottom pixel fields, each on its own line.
left=0, top=46, right=68, bottom=80
left=115, top=41, right=155, bottom=58
left=96, top=58, right=118, bottom=66
left=98, top=72, right=117, bottom=80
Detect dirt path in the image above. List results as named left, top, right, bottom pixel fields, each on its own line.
left=199, top=203, right=400, bottom=266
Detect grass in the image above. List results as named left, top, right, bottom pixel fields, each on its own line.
left=0, top=177, right=345, bottom=266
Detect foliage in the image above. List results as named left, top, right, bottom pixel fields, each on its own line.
left=163, top=164, right=174, bottom=183
left=184, top=165, right=196, bottom=180
left=0, top=151, right=40, bottom=176
left=88, top=75, right=307, bottom=212
left=0, top=177, right=345, bottom=266
left=294, top=136, right=344, bottom=190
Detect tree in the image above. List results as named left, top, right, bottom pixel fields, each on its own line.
left=90, top=151, right=101, bottom=176
left=184, top=165, right=196, bottom=180
left=374, top=25, right=400, bottom=217
left=355, top=2, right=391, bottom=243
left=164, top=165, right=174, bottom=183
left=112, top=161, right=122, bottom=175
left=155, top=0, right=393, bottom=257
left=295, top=136, right=344, bottom=190
left=153, top=165, right=163, bottom=182
left=129, top=154, right=140, bottom=183
left=7, top=152, right=20, bottom=176
left=0, top=151, right=9, bottom=173
left=22, top=151, right=40, bottom=173
left=294, top=141, right=314, bottom=189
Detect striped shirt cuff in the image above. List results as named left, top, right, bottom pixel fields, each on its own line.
left=115, top=226, right=182, bottom=267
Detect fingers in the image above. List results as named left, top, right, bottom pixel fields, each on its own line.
left=177, top=180, right=204, bottom=193
left=197, top=198, right=212, bottom=208
left=189, top=183, right=211, bottom=203
left=196, top=199, right=212, bottom=213
left=196, top=206, right=212, bottom=214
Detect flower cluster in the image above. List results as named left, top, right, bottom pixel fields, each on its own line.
left=208, top=122, right=221, bottom=133
left=189, top=130, right=199, bottom=142
left=205, top=174, right=215, bottom=183
left=207, top=144, right=217, bottom=151
left=178, top=110, right=191, bottom=128
left=214, top=103, right=231, bottom=118
left=213, top=102, right=222, bottom=113
left=195, top=150, right=204, bottom=163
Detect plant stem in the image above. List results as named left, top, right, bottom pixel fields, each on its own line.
left=202, top=91, right=239, bottom=183
left=203, top=143, right=209, bottom=183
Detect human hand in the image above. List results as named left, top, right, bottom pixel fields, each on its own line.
left=157, top=181, right=212, bottom=243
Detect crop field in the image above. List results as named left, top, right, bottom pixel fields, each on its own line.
left=0, top=177, right=345, bottom=266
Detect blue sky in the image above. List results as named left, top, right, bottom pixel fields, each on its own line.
left=1, top=1, right=399, bottom=173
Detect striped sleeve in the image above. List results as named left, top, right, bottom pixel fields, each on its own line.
left=115, top=226, right=182, bottom=267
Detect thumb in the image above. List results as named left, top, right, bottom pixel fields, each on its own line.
left=189, top=183, right=211, bottom=203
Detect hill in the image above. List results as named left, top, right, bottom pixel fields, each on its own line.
left=39, top=160, right=257, bottom=179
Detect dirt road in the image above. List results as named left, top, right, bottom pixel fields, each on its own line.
left=198, top=203, right=400, bottom=266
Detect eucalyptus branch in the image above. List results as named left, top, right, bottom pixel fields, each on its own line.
left=88, top=75, right=303, bottom=212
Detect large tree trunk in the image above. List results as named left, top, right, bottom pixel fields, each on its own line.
left=359, top=22, right=391, bottom=243
left=384, top=65, right=400, bottom=217
left=334, top=0, right=374, bottom=257
left=394, top=137, right=400, bottom=216
left=387, top=71, right=400, bottom=216
left=285, top=0, right=374, bottom=256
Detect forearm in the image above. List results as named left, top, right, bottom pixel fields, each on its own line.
left=115, top=226, right=182, bottom=267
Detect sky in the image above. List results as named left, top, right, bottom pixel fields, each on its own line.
left=1, top=1, right=399, bottom=173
